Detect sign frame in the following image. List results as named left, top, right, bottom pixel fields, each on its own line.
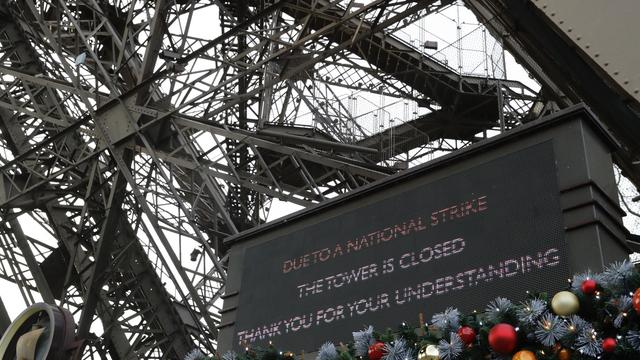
left=218, top=105, right=629, bottom=353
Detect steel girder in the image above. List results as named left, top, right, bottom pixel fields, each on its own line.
left=0, top=0, right=399, bottom=357
left=0, top=5, right=204, bottom=357
left=0, top=0, right=555, bottom=358
left=229, top=0, right=542, bottom=164
left=465, top=0, right=640, bottom=189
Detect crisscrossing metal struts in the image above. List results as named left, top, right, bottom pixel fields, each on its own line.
left=0, top=0, right=553, bottom=358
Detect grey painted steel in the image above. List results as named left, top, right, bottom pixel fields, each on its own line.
left=531, top=0, right=640, bottom=105
left=466, top=0, right=640, bottom=188
left=0, top=0, right=634, bottom=357
left=0, top=298, right=9, bottom=337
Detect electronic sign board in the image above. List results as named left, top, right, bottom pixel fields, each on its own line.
left=231, top=141, right=569, bottom=351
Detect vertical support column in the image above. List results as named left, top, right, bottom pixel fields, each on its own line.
left=0, top=297, right=10, bottom=336
left=497, top=79, right=505, bottom=132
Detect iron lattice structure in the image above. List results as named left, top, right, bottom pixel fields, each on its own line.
left=0, top=0, right=605, bottom=358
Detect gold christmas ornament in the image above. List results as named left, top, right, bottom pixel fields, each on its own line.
left=512, top=350, right=537, bottom=360
left=551, top=291, right=580, bottom=316
left=418, top=345, right=440, bottom=360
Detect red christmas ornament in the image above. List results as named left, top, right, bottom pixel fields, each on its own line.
left=368, top=341, right=386, bottom=360
left=581, top=279, right=597, bottom=295
left=457, top=326, right=476, bottom=345
left=602, top=337, right=617, bottom=353
left=488, top=323, right=517, bottom=354
left=633, top=288, right=640, bottom=315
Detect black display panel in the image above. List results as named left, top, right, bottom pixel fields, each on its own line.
left=232, top=142, right=568, bottom=351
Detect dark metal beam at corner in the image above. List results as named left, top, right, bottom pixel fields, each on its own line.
left=0, top=297, right=10, bottom=335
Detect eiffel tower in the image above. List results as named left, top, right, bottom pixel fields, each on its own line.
left=0, top=0, right=637, bottom=358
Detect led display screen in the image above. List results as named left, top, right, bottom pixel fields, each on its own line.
left=232, top=142, right=568, bottom=351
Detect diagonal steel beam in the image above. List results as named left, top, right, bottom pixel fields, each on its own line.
left=6, top=217, right=56, bottom=303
